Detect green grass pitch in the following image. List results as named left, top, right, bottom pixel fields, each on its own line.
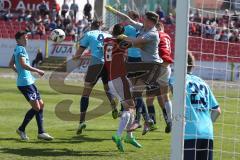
left=0, top=70, right=239, bottom=160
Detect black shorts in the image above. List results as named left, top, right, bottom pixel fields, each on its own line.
left=146, top=84, right=161, bottom=96
left=85, top=64, right=108, bottom=85
left=127, top=56, right=145, bottom=78
left=184, top=139, right=213, bottom=160
left=18, top=84, right=41, bottom=101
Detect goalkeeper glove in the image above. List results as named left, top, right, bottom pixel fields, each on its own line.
left=117, top=34, right=128, bottom=41
left=105, top=5, right=118, bottom=14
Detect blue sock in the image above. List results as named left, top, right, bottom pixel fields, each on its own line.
left=35, top=109, right=45, bottom=134
left=80, top=96, right=89, bottom=112
left=19, top=108, right=37, bottom=132
left=134, top=98, right=142, bottom=123
left=148, top=105, right=156, bottom=124
left=80, top=96, right=89, bottom=123
left=136, top=97, right=150, bottom=122
left=120, top=104, right=124, bottom=112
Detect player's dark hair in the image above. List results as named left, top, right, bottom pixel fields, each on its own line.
left=128, top=11, right=140, bottom=21
left=15, top=31, right=26, bottom=40
left=112, top=24, right=125, bottom=37
left=187, top=52, right=195, bottom=73
left=91, top=20, right=103, bottom=29
left=156, top=22, right=164, bottom=31
left=145, top=11, right=159, bottom=24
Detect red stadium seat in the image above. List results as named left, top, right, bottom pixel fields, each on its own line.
left=32, top=35, right=41, bottom=39
left=10, top=33, right=15, bottom=38
left=64, top=36, right=73, bottom=41
left=2, top=33, right=10, bottom=38
left=41, top=34, right=49, bottom=40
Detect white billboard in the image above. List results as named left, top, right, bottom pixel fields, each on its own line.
left=0, top=38, right=46, bottom=67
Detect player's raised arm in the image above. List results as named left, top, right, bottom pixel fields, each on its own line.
left=9, top=55, right=17, bottom=73
left=105, top=5, right=137, bottom=25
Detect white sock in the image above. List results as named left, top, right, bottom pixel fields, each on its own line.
left=116, top=111, right=130, bottom=137
left=126, top=113, right=135, bottom=138
left=165, top=101, right=172, bottom=123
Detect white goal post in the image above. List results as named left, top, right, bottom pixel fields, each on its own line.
left=170, top=0, right=189, bottom=160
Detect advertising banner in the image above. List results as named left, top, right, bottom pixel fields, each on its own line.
left=0, top=0, right=55, bottom=11
left=0, top=38, right=45, bottom=67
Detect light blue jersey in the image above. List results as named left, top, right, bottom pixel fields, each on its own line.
left=124, top=25, right=141, bottom=58
left=80, top=30, right=112, bottom=65
left=185, top=74, right=219, bottom=140
left=14, top=45, right=34, bottom=86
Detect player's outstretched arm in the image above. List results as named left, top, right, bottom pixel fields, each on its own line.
left=105, top=5, right=137, bottom=25
left=9, top=55, right=17, bottom=73
left=19, top=56, right=44, bottom=76
left=117, top=34, right=150, bottom=49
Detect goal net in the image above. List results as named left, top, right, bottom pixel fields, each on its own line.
left=172, top=0, right=240, bottom=159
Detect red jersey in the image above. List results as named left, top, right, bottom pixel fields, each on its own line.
left=158, top=31, right=174, bottom=63
left=104, top=37, right=127, bottom=80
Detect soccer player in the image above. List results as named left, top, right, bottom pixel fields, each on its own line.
left=8, top=31, right=53, bottom=141
left=104, top=23, right=141, bottom=152
left=146, top=22, right=173, bottom=133
left=105, top=6, right=163, bottom=135
left=72, top=20, right=117, bottom=135
left=184, top=52, right=221, bottom=160
left=119, top=11, right=149, bottom=129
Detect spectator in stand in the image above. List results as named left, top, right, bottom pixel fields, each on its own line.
left=18, top=9, right=26, bottom=22
left=220, top=29, right=230, bottom=41
left=83, top=0, right=92, bottom=21
left=214, top=29, right=221, bottom=41
left=165, top=13, right=175, bottom=24
left=48, top=18, right=57, bottom=31
left=51, top=2, right=60, bottom=21
left=231, top=10, right=239, bottom=22
left=32, top=49, right=43, bottom=67
left=56, top=19, right=63, bottom=29
left=3, top=9, right=13, bottom=21
left=25, top=21, right=37, bottom=36
left=222, top=9, right=230, bottom=26
left=155, top=5, right=165, bottom=21
left=65, top=23, right=76, bottom=39
left=39, top=0, right=49, bottom=16
left=34, top=14, right=42, bottom=24
left=25, top=10, right=32, bottom=22
left=70, top=0, right=79, bottom=20
left=43, top=14, right=50, bottom=27
left=61, top=1, right=69, bottom=18
left=63, top=15, right=71, bottom=29
left=229, top=29, right=239, bottom=42
left=189, top=9, right=194, bottom=21
left=36, top=22, right=46, bottom=36
left=193, top=9, right=201, bottom=23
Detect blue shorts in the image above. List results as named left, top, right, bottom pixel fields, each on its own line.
left=18, top=84, right=41, bottom=101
